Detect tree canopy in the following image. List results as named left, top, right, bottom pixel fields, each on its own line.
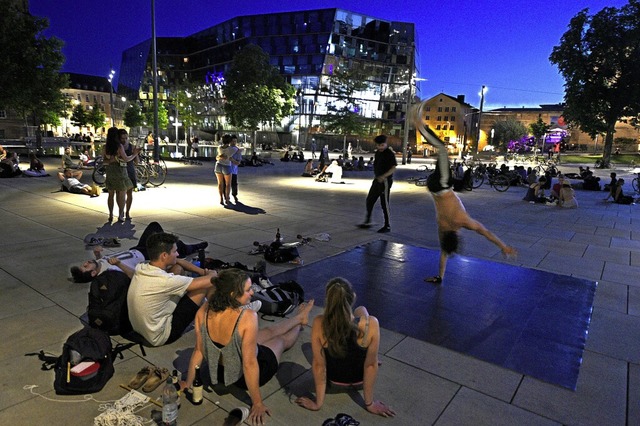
left=550, top=0, right=640, bottom=166
left=0, top=0, right=68, bottom=130
left=491, top=118, right=528, bottom=150
left=223, top=44, right=295, bottom=131
left=321, top=67, right=371, bottom=140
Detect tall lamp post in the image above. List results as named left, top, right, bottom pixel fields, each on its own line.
left=108, top=67, right=116, bottom=127
left=474, top=85, right=486, bottom=154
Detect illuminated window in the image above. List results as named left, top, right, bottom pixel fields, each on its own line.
left=183, top=57, right=189, bottom=63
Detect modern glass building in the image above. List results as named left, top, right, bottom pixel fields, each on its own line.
left=118, top=8, right=419, bottom=143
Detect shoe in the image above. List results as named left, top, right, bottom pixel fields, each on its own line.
left=529, top=201, right=535, bottom=204
left=128, top=366, right=152, bottom=389
left=85, top=236, right=104, bottom=246
left=377, top=226, right=390, bottom=233
left=117, top=215, right=125, bottom=223
left=224, top=407, right=250, bottom=426
left=194, top=241, right=208, bottom=251
left=108, top=215, right=113, bottom=222
left=233, top=196, right=238, bottom=203
left=357, top=222, right=372, bottom=229
left=424, top=275, right=442, bottom=284
left=103, top=238, right=121, bottom=248
left=242, top=300, right=262, bottom=312
left=141, top=367, right=170, bottom=392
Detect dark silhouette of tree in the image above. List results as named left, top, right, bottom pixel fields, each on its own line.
left=550, top=1, right=640, bottom=167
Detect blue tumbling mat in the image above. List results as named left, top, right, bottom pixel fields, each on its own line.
left=271, top=240, right=596, bottom=390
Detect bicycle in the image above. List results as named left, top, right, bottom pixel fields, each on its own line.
left=91, top=156, right=106, bottom=185
left=534, top=159, right=559, bottom=177
left=486, top=170, right=527, bottom=192
left=136, top=151, right=167, bottom=187
left=406, top=164, right=434, bottom=186
left=632, top=172, right=640, bottom=193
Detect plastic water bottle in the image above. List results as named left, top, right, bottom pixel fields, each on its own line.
left=162, top=376, right=179, bottom=425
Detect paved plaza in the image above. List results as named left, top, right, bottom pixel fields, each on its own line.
left=0, top=154, right=638, bottom=425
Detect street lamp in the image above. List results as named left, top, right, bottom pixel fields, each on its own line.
left=108, top=67, right=116, bottom=127
left=474, top=85, right=487, bottom=154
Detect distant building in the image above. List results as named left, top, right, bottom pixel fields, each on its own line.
left=417, top=93, right=477, bottom=155
left=118, top=8, right=419, bottom=147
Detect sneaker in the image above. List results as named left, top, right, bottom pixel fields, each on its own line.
left=377, top=226, right=390, bottom=233
left=193, top=241, right=208, bottom=251
left=242, top=300, right=262, bottom=312
left=357, top=222, right=372, bottom=229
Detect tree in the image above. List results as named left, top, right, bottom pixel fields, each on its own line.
left=550, top=1, right=640, bottom=167
left=71, top=104, right=88, bottom=129
left=491, top=118, right=528, bottom=150
left=529, top=117, right=551, bottom=151
left=124, top=103, right=145, bottom=128
left=87, top=102, right=107, bottom=132
left=0, top=0, right=68, bottom=142
left=321, top=67, right=372, bottom=154
left=224, top=44, right=295, bottom=151
left=145, top=103, right=169, bottom=130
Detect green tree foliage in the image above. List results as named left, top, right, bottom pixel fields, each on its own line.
left=87, top=102, right=107, bottom=131
left=174, top=85, right=201, bottom=140
left=0, top=0, right=68, bottom=131
left=321, top=67, right=371, bottom=140
left=529, top=117, right=551, bottom=144
left=145, top=103, right=169, bottom=130
left=71, top=104, right=88, bottom=128
left=124, top=103, right=145, bottom=128
left=223, top=44, right=295, bottom=131
left=550, top=1, right=640, bottom=167
left=491, top=118, right=528, bottom=150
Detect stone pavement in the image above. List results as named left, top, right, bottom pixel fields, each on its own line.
left=0, top=155, right=638, bottom=425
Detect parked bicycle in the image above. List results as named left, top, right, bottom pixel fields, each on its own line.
left=92, top=151, right=167, bottom=187
left=406, top=164, right=434, bottom=186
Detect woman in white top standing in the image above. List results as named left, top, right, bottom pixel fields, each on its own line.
left=215, top=134, right=234, bottom=205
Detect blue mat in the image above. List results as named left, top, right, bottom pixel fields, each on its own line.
left=271, top=240, right=596, bottom=390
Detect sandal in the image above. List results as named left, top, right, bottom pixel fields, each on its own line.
left=142, top=367, right=170, bottom=392
left=424, top=275, right=442, bottom=284
left=128, top=366, right=152, bottom=389
left=103, top=238, right=121, bottom=248
left=84, top=236, right=104, bottom=246
left=334, top=413, right=360, bottom=426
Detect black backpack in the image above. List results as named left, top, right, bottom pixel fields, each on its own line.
left=264, top=242, right=300, bottom=263
left=53, top=327, right=114, bottom=395
left=87, top=270, right=132, bottom=336
left=251, top=280, right=304, bottom=317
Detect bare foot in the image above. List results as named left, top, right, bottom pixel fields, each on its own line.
left=297, top=299, right=314, bottom=325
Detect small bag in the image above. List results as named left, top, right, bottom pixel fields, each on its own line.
left=251, top=280, right=304, bottom=318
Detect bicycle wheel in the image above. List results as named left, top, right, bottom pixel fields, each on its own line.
left=471, top=171, right=484, bottom=188
left=492, top=175, right=510, bottom=192
left=148, top=161, right=167, bottom=186
left=633, top=177, right=639, bottom=193
left=135, top=164, right=149, bottom=186
left=92, top=165, right=106, bottom=185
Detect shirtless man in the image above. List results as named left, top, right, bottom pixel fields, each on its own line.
left=413, top=101, right=517, bottom=284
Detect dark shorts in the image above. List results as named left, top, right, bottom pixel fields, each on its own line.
left=234, top=345, right=279, bottom=388
left=69, top=184, right=86, bottom=194
left=166, top=295, right=200, bottom=344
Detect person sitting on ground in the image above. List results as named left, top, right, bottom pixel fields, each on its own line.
left=0, top=151, right=22, bottom=178
left=281, top=150, right=291, bottom=162
left=57, top=168, right=100, bottom=196
left=604, top=172, right=618, bottom=202
left=358, top=156, right=365, bottom=171
left=23, top=152, right=48, bottom=177
left=324, top=160, right=343, bottom=183
left=0, top=145, right=6, bottom=161
left=526, top=168, right=538, bottom=185
left=614, top=179, right=634, bottom=205
left=180, top=268, right=314, bottom=425
left=79, top=150, right=95, bottom=168
left=61, top=146, right=76, bottom=169
left=295, top=278, right=395, bottom=418
left=291, top=151, right=299, bottom=162
left=558, top=183, right=578, bottom=209
left=127, top=232, right=217, bottom=347
left=550, top=173, right=565, bottom=200
left=302, top=159, right=315, bottom=177
left=70, top=221, right=208, bottom=283
left=523, top=176, right=551, bottom=204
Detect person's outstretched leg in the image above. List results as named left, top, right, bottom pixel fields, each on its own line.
left=258, top=300, right=314, bottom=361
left=414, top=102, right=451, bottom=190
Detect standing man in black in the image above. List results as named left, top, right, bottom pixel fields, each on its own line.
left=358, top=135, right=397, bottom=233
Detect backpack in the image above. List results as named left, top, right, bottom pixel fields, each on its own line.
left=263, top=242, right=300, bottom=263
left=87, top=270, right=132, bottom=336
left=53, top=327, right=114, bottom=395
left=251, top=280, right=304, bottom=318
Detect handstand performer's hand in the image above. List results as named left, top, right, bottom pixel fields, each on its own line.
left=502, top=246, right=517, bottom=258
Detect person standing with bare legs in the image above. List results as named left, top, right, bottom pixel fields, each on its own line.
left=215, top=134, right=233, bottom=205
left=118, top=129, right=138, bottom=220
left=103, top=127, right=138, bottom=222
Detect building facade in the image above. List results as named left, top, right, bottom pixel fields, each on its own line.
left=417, top=93, right=477, bottom=155
left=117, top=8, right=419, bottom=147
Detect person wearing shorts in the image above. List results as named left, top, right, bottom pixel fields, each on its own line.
left=180, top=268, right=314, bottom=425
left=215, top=134, right=236, bottom=205
left=127, top=232, right=217, bottom=347
left=414, top=101, right=517, bottom=284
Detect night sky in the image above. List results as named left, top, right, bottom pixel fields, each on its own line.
left=30, top=0, right=628, bottom=110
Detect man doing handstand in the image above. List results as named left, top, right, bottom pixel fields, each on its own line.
left=413, top=101, right=517, bottom=284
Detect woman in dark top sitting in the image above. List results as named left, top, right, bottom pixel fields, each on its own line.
left=295, top=278, right=395, bottom=417
left=181, top=269, right=313, bottom=425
